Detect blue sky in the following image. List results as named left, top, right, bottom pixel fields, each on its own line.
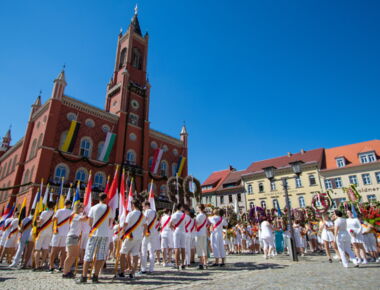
left=0, top=0, right=379, bottom=182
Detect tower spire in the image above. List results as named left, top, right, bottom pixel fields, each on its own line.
left=130, top=5, right=142, bottom=36
left=0, top=126, right=11, bottom=152
left=51, top=67, right=67, bottom=100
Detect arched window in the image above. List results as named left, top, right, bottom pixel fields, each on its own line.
left=2, top=163, right=7, bottom=177
left=6, top=161, right=11, bottom=175
left=75, top=168, right=88, bottom=183
left=249, top=202, right=254, bottom=209
left=258, top=182, right=264, bottom=193
left=247, top=184, right=253, bottom=194
left=23, top=169, right=30, bottom=184
left=299, top=196, right=306, bottom=208
left=29, top=166, right=35, bottom=184
left=59, top=131, right=68, bottom=149
left=37, top=133, right=43, bottom=148
left=309, top=174, right=316, bottom=186
left=261, top=200, right=266, bottom=208
left=132, top=47, right=142, bottom=69
left=126, top=150, right=136, bottom=165
left=160, top=160, right=168, bottom=177
left=54, top=163, right=69, bottom=184
left=159, top=185, right=167, bottom=198
left=273, top=199, right=279, bottom=209
left=97, top=142, right=104, bottom=160
left=29, top=139, right=37, bottom=159
left=12, top=155, right=18, bottom=172
left=94, top=172, right=105, bottom=189
left=79, top=137, right=92, bottom=158
left=172, top=163, right=177, bottom=177
left=119, top=48, right=127, bottom=68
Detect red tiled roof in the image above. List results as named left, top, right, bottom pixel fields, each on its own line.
left=246, top=148, right=324, bottom=174
left=202, top=169, right=231, bottom=193
left=222, top=170, right=246, bottom=185
left=324, top=140, right=380, bottom=170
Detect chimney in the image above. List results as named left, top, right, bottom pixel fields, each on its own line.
left=287, top=152, right=292, bottom=157
left=300, top=149, right=305, bottom=154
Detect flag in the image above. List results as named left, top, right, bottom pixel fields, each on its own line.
left=126, top=178, right=134, bottom=212
left=61, top=120, right=80, bottom=153
left=65, top=184, right=73, bottom=202
left=234, top=197, right=239, bottom=214
left=49, top=188, right=54, bottom=202
left=104, top=176, right=111, bottom=194
left=119, top=169, right=127, bottom=225
left=98, top=132, right=116, bottom=162
left=18, top=198, right=27, bottom=226
left=351, top=203, right=358, bottom=218
left=83, top=172, right=93, bottom=215
left=150, top=148, right=163, bottom=174
left=72, top=181, right=81, bottom=209
left=276, top=201, right=282, bottom=217
left=42, top=184, right=50, bottom=209
left=0, top=203, right=14, bottom=229
left=148, top=180, right=156, bottom=211
left=176, top=156, right=186, bottom=177
left=107, top=166, right=119, bottom=212
left=32, top=190, right=44, bottom=235
left=58, top=177, right=65, bottom=209
left=31, top=190, right=40, bottom=210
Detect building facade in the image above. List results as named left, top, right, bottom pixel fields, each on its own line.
left=201, top=166, right=248, bottom=213
left=242, top=149, right=324, bottom=211
left=320, top=140, right=380, bottom=206
left=0, top=9, right=188, bottom=212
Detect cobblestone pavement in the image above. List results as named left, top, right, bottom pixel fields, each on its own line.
left=0, top=254, right=379, bottom=290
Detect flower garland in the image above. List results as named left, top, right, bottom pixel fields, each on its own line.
left=311, top=192, right=331, bottom=215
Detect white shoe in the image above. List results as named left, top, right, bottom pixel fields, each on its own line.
left=352, top=259, right=359, bottom=266
left=333, top=255, right=339, bottom=260
left=376, top=258, right=380, bottom=263
left=361, top=259, right=368, bottom=265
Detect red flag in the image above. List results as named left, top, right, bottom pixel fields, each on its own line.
left=126, top=177, right=134, bottom=212
left=148, top=180, right=156, bottom=211
left=104, top=175, right=111, bottom=194
left=107, top=166, right=119, bottom=211
left=119, top=169, right=127, bottom=225
left=83, top=171, right=93, bottom=215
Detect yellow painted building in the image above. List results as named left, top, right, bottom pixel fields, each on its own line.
left=242, top=148, right=324, bottom=210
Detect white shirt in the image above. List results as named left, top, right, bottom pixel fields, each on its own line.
left=208, top=215, right=227, bottom=233
left=160, top=214, right=173, bottom=237
left=171, top=211, right=188, bottom=233
left=125, top=209, right=146, bottom=240
left=88, top=203, right=114, bottom=237
left=20, top=216, right=33, bottom=242
left=54, top=208, right=72, bottom=236
left=260, top=221, right=273, bottom=239
left=347, top=217, right=363, bottom=235
left=68, top=214, right=82, bottom=237
left=39, top=210, right=54, bottom=235
left=81, top=217, right=91, bottom=235
left=334, top=217, right=349, bottom=236
left=196, top=213, right=208, bottom=236
left=144, top=208, right=158, bottom=236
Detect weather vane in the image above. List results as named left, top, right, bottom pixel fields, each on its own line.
left=134, top=4, right=138, bottom=15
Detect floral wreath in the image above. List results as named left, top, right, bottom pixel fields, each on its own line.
left=312, top=192, right=331, bottom=214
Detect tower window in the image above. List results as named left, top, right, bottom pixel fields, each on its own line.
left=126, top=150, right=136, bottom=165
left=132, top=47, right=142, bottom=69
left=119, top=48, right=127, bottom=68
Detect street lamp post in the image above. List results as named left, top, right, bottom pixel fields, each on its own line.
left=263, top=161, right=303, bottom=262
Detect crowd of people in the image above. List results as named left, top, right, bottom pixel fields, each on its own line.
left=0, top=194, right=379, bottom=284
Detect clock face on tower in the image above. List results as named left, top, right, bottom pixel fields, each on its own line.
left=131, top=99, right=140, bottom=110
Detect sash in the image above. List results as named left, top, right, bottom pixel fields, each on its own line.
left=36, top=213, right=54, bottom=239
left=174, top=213, right=186, bottom=229
left=185, top=219, right=192, bottom=233
left=146, top=213, right=157, bottom=237
left=121, top=212, right=144, bottom=241
left=155, top=222, right=160, bottom=230
left=21, top=219, right=32, bottom=232
left=53, top=215, right=71, bottom=234
left=191, top=220, right=196, bottom=232
left=197, top=216, right=208, bottom=232
left=3, top=220, right=12, bottom=231
left=7, top=227, right=18, bottom=239
left=212, top=217, right=223, bottom=232
left=160, top=216, right=171, bottom=232
left=89, top=205, right=110, bottom=237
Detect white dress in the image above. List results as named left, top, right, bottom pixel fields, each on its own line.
left=321, top=220, right=335, bottom=242
left=346, top=218, right=364, bottom=244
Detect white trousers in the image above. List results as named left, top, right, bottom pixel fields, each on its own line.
left=10, top=239, right=26, bottom=267
left=211, top=231, right=225, bottom=259
left=336, top=233, right=356, bottom=267
left=185, top=234, right=191, bottom=265
left=141, top=236, right=156, bottom=272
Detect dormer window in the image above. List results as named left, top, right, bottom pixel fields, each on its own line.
left=359, top=152, right=376, bottom=164
left=336, top=157, right=346, bottom=168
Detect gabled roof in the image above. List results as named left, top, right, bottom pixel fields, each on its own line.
left=246, top=148, right=324, bottom=174
left=324, top=140, right=380, bottom=170
left=202, top=169, right=230, bottom=187
left=202, top=168, right=246, bottom=194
